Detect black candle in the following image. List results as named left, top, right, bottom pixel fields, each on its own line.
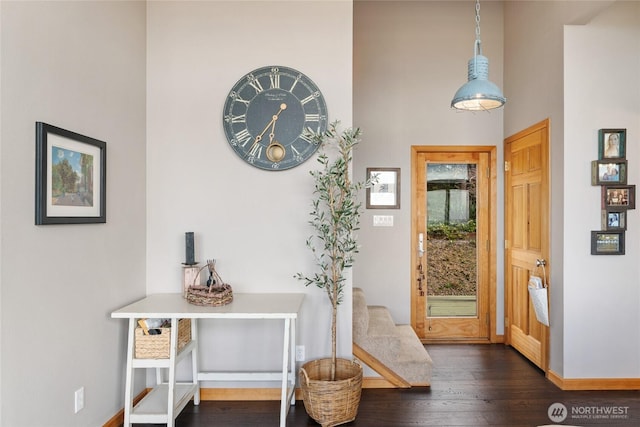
left=185, top=232, right=195, bottom=265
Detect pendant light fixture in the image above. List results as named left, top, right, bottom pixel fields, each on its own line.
left=451, top=0, right=505, bottom=111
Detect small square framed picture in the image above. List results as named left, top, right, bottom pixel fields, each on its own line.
left=601, top=185, right=635, bottom=210
left=591, top=160, right=627, bottom=185
left=591, top=230, right=625, bottom=255
left=366, top=167, right=401, bottom=209
left=601, top=209, right=626, bottom=231
left=598, top=128, right=626, bottom=160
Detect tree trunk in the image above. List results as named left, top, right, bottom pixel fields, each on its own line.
left=331, top=302, right=337, bottom=381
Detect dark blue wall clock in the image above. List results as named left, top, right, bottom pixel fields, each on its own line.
left=223, top=66, right=328, bottom=170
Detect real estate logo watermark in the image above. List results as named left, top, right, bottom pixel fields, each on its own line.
left=548, top=402, right=630, bottom=423
left=548, top=402, right=568, bottom=423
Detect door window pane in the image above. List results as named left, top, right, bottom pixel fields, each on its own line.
left=426, top=163, right=477, bottom=317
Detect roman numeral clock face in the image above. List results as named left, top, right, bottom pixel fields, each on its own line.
left=223, top=66, right=328, bottom=170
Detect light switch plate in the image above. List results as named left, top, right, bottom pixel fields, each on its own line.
left=373, top=215, right=394, bottom=227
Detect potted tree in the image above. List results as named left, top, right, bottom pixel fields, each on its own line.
left=295, top=121, right=370, bottom=427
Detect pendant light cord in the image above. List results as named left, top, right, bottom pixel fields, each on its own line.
left=473, top=0, right=482, bottom=77
left=475, top=0, right=481, bottom=46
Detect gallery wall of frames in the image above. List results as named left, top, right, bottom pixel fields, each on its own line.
left=591, top=128, right=634, bottom=255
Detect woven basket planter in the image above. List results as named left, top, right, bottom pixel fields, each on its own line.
left=300, top=358, right=363, bottom=427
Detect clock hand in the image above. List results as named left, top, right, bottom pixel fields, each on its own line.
left=268, top=118, right=277, bottom=144
left=265, top=103, right=288, bottom=162
left=246, top=103, right=287, bottom=157
left=253, top=103, right=287, bottom=144
left=253, top=117, right=275, bottom=145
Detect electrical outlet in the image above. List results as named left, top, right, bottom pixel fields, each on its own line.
left=74, top=387, right=84, bottom=413
left=295, top=345, right=305, bottom=362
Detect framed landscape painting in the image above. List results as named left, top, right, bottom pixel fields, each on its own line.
left=35, top=122, right=106, bottom=225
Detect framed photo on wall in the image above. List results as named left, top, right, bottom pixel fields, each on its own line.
left=601, top=209, right=626, bottom=231
left=601, top=185, right=635, bottom=210
left=598, top=128, right=626, bottom=160
left=591, top=160, right=627, bottom=185
left=591, top=230, right=625, bottom=255
left=35, top=122, right=107, bottom=225
left=366, top=167, right=400, bottom=209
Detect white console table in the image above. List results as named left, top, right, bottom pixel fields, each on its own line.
left=112, top=292, right=304, bottom=427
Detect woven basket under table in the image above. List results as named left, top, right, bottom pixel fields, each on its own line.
left=134, top=318, right=191, bottom=359
left=300, top=358, right=363, bottom=427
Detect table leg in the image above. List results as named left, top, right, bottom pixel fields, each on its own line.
left=279, top=318, right=291, bottom=427
left=123, top=318, right=136, bottom=427
left=290, top=316, right=296, bottom=405
left=167, top=316, right=178, bottom=427
left=191, top=318, right=200, bottom=405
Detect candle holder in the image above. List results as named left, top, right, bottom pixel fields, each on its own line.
left=184, top=231, right=197, bottom=265
left=182, top=264, right=200, bottom=298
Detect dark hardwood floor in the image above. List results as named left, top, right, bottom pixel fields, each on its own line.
left=139, top=344, right=639, bottom=426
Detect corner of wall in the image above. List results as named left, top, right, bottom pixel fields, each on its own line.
left=0, top=4, right=3, bottom=422
left=0, top=0, right=5, bottom=421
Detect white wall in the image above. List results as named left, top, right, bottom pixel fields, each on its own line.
left=145, top=0, right=354, bottom=381
left=0, top=2, right=3, bottom=421
left=0, top=1, right=147, bottom=425
left=504, top=1, right=626, bottom=377
left=353, top=1, right=504, bottom=330
left=564, top=1, right=640, bottom=378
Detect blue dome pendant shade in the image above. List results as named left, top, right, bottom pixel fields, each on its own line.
left=451, top=1, right=506, bottom=111
left=451, top=55, right=505, bottom=110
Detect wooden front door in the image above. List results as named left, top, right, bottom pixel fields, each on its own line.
left=504, top=119, right=550, bottom=371
left=412, top=147, right=496, bottom=343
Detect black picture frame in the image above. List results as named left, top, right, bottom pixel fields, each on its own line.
left=366, top=167, right=401, bottom=209
left=601, top=185, right=635, bottom=210
left=591, top=160, right=627, bottom=186
left=591, top=230, right=625, bottom=255
left=598, top=128, right=626, bottom=160
left=35, top=122, right=106, bottom=225
left=601, top=209, right=627, bottom=231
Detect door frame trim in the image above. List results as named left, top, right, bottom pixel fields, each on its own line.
left=411, top=145, right=498, bottom=344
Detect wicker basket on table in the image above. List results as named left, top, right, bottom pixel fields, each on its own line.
left=186, top=259, right=233, bottom=306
